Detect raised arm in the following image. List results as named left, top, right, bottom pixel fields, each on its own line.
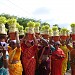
left=35, top=34, right=48, bottom=46
left=15, top=31, right=20, bottom=48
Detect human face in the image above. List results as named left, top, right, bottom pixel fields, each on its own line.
left=61, top=41, right=65, bottom=46
left=25, top=40, right=32, bottom=47
left=55, top=44, right=60, bottom=50
left=9, top=41, right=16, bottom=49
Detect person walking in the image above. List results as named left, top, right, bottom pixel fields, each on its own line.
left=8, top=32, right=23, bottom=75
left=60, top=41, right=70, bottom=75
left=51, top=41, right=65, bottom=75
left=21, top=33, right=38, bottom=75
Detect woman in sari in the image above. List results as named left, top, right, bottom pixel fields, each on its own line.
left=60, top=41, right=70, bottom=75
left=51, top=41, right=65, bottom=75
left=8, top=32, right=22, bottom=75
left=37, top=38, right=52, bottom=75
left=21, top=33, right=38, bottom=75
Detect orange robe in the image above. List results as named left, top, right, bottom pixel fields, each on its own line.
left=21, top=43, right=37, bottom=75
left=8, top=46, right=22, bottom=75
left=51, top=48, right=65, bottom=75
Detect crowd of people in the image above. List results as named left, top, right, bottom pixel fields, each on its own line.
left=0, top=31, right=75, bottom=75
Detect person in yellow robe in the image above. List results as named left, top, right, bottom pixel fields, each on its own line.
left=8, top=32, right=22, bottom=75
left=60, top=41, right=70, bottom=75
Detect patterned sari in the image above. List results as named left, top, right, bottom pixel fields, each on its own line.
left=60, top=45, right=69, bottom=75
left=21, top=43, right=37, bottom=75
left=8, top=46, right=22, bottom=75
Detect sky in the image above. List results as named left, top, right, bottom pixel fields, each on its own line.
left=0, top=0, right=75, bottom=31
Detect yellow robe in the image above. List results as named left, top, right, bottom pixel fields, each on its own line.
left=8, top=46, right=22, bottom=75
left=60, top=45, right=69, bottom=75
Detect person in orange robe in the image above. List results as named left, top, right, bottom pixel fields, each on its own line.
left=8, top=32, right=23, bottom=75
left=51, top=41, right=65, bottom=75
left=21, top=33, right=38, bottom=75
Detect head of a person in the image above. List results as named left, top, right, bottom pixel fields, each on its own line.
left=50, top=40, right=55, bottom=45
left=25, top=40, right=34, bottom=47
left=0, top=34, right=7, bottom=42
left=24, top=33, right=34, bottom=47
left=73, top=42, right=75, bottom=49
left=61, top=40, right=66, bottom=46
left=54, top=41, right=61, bottom=50
left=9, top=40, right=16, bottom=49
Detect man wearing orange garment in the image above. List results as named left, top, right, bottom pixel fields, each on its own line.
left=51, top=41, right=65, bottom=75
left=8, top=32, right=23, bottom=75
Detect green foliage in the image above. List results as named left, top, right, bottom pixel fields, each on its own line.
left=66, top=29, right=69, bottom=32
left=70, top=23, right=75, bottom=27
left=53, top=24, right=58, bottom=27
left=27, top=21, right=35, bottom=27
left=5, top=28, right=8, bottom=32
left=7, top=18, right=17, bottom=25
left=41, top=22, right=50, bottom=26
left=25, top=27, right=29, bottom=32
left=0, top=16, right=7, bottom=24
left=49, top=28, right=52, bottom=32
left=19, top=26, right=23, bottom=30
left=52, top=26, right=58, bottom=31
left=44, top=25, right=50, bottom=30
left=61, top=28, right=67, bottom=31
left=35, top=22, right=40, bottom=27
left=41, top=26, right=45, bottom=31
left=0, top=13, right=17, bottom=19
left=16, top=23, right=20, bottom=28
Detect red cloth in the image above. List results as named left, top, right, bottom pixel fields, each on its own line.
left=70, top=49, right=75, bottom=75
left=51, top=48, right=65, bottom=75
left=21, top=43, right=37, bottom=75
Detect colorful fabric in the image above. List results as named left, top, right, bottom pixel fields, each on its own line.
left=37, top=60, right=50, bottom=75
left=21, top=43, right=37, bottom=75
left=51, top=48, right=65, bottom=75
left=0, top=67, right=9, bottom=75
left=0, top=54, right=9, bottom=75
left=60, top=45, right=69, bottom=75
left=0, top=57, right=9, bottom=75
left=37, top=46, right=51, bottom=75
left=9, top=61, right=22, bottom=75
left=70, top=49, right=75, bottom=75
left=8, top=46, right=22, bottom=75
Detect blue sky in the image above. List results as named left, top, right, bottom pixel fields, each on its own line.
left=0, top=0, right=75, bottom=30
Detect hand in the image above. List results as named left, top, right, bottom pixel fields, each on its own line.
left=15, top=31, right=19, bottom=38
